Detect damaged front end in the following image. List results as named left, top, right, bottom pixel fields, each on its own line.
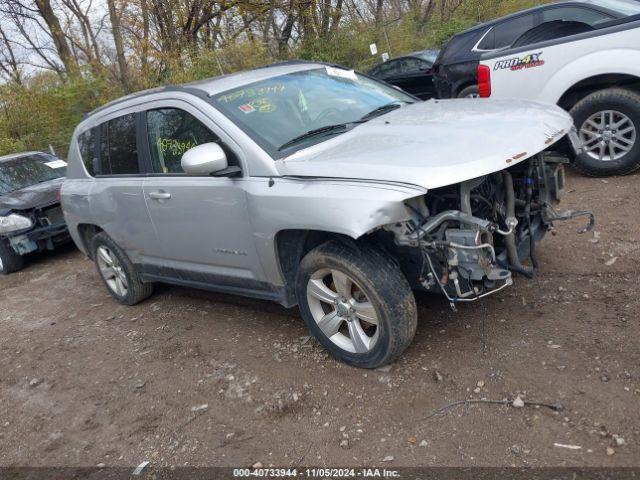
left=386, top=153, right=594, bottom=305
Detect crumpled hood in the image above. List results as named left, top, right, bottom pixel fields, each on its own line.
left=0, top=177, right=63, bottom=212
left=277, top=99, right=573, bottom=189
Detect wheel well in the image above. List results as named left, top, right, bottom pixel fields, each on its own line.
left=455, top=81, right=477, bottom=97
left=275, top=230, right=351, bottom=299
left=558, top=74, right=640, bottom=110
left=77, top=224, right=103, bottom=259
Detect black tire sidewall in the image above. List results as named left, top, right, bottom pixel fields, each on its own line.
left=571, top=89, right=640, bottom=176
left=295, top=241, right=416, bottom=368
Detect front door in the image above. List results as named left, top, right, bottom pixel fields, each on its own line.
left=140, top=106, right=266, bottom=291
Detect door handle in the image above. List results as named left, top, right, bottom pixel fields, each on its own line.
left=148, top=191, right=171, bottom=200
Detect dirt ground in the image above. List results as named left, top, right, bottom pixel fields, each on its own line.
left=0, top=169, right=638, bottom=468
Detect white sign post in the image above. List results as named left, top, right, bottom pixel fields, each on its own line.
left=369, top=43, right=378, bottom=55
left=381, top=52, right=390, bottom=62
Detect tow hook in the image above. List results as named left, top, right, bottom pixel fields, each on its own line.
left=544, top=204, right=595, bottom=234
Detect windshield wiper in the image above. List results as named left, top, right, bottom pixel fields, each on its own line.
left=278, top=123, right=353, bottom=151
left=277, top=102, right=410, bottom=152
left=359, top=102, right=406, bottom=122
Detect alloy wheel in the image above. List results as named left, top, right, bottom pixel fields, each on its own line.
left=579, top=110, right=636, bottom=162
left=306, top=268, right=379, bottom=354
left=96, top=245, right=128, bottom=297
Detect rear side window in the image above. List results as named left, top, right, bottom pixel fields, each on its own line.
left=99, top=113, right=140, bottom=175
left=476, top=28, right=496, bottom=50
left=399, top=58, right=430, bottom=74
left=77, top=128, right=97, bottom=176
left=145, top=108, right=220, bottom=174
left=375, top=60, right=401, bottom=78
left=540, top=7, right=614, bottom=25
left=493, top=14, right=537, bottom=48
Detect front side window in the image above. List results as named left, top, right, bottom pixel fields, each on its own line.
left=493, top=14, right=537, bottom=48
left=146, top=108, right=220, bottom=174
left=211, top=67, right=414, bottom=157
left=0, top=154, right=65, bottom=194
left=99, top=113, right=140, bottom=175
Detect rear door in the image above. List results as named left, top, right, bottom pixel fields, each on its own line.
left=139, top=102, right=267, bottom=291
left=88, top=112, right=160, bottom=263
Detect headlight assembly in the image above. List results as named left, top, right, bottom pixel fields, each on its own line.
left=0, top=213, right=33, bottom=234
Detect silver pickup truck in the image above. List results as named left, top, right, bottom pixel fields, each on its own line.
left=61, top=61, right=592, bottom=368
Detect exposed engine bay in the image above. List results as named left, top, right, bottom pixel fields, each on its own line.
left=384, top=152, right=594, bottom=305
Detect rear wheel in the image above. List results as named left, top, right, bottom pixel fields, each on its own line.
left=571, top=88, right=640, bottom=176
left=0, top=241, right=24, bottom=274
left=91, top=232, right=154, bottom=305
left=295, top=240, right=417, bottom=369
left=458, top=85, right=479, bottom=99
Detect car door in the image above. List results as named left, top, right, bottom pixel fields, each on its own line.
left=88, top=112, right=161, bottom=264
left=140, top=104, right=267, bottom=292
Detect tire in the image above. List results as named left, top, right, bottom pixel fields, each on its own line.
left=458, top=85, right=479, bottom=99
left=570, top=88, right=640, bottom=176
left=0, top=241, right=24, bottom=274
left=512, top=21, right=593, bottom=48
left=295, top=240, right=417, bottom=369
left=91, top=232, right=154, bottom=305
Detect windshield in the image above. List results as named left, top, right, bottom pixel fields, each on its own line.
left=581, top=0, right=640, bottom=16
left=211, top=67, right=415, bottom=157
left=0, top=154, right=66, bottom=195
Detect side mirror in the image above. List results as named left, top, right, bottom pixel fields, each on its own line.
left=181, top=142, right=228, bottom=176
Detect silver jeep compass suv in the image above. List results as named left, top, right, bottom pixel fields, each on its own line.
left=62, top=61, right=591, bottom=368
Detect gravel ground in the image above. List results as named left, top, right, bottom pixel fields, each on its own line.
left=0, top=169, right=638, bottom=468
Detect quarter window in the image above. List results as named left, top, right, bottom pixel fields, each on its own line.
left=77, top=128, right=97, bottom=176
left=99, top=113, right=140, bottom=175
left=145, top=108, right=220, bottom=174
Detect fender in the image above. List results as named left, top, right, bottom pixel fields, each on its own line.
left=242, top=177, right=426, bottom=286
left=540, top=49, right=640, bottom=104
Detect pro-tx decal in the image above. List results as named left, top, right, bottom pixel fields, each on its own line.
left=494, top=52, right=544, bottom=71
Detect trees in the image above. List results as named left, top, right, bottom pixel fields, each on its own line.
left=0, top=0, right=541, bottom=156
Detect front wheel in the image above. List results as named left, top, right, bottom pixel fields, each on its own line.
left=295, top=240, right=417, bottom=369
left=571, top=88, right=640, bottom=176
left=0, top=241, right=24, bottom=274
